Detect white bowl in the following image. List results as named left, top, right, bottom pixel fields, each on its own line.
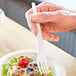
left=0, top=50, right=66, bottom=76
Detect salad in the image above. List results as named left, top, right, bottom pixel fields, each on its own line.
left=1, top=56, right=53, bottom=76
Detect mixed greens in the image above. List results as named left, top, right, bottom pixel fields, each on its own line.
left=1, top=56, right=53, bottom=76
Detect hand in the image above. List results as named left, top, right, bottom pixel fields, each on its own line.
left=25, top=2, right=76, bottom=42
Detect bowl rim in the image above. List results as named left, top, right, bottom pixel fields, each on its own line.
left=0, top=50, right=66, bottom=76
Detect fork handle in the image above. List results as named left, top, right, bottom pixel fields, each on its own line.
left=32, top=2, right=44, bottom=52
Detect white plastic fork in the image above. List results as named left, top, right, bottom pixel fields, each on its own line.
left=32, top=2, right=50, bottom=75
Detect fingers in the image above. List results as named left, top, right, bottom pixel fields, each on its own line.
left=42, top=31, right=59, bottom=42
left=28, top=22, right=38, bottom=35
left=30, top=12, right=58, bottom=23
left=25, top=12, right=38, bottom=35
left=26, top=2, right=49, bottom=16
left=25, top=3, right=47, bottom=35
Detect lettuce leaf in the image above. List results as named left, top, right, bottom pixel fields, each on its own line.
left=2, top=64, right=8, bottom=76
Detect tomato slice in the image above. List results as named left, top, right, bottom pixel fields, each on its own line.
left=18, top=58, right=29, bottom=68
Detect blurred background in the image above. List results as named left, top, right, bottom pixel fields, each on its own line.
left=0, top=0, right=76, bottom=57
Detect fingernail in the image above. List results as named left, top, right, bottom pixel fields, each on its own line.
left=31, top=29, right=37, bottom=36
left=54, top=39, right=59, bottom=41
left=31, top=14, right=38, bottom=21
left=49, top=38, right=53, bottom=41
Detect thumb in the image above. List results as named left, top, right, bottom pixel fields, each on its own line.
left=30, top=12, right=58, bottom=23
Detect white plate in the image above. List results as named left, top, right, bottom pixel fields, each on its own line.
left=0, top=50, right=66, bottom=76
